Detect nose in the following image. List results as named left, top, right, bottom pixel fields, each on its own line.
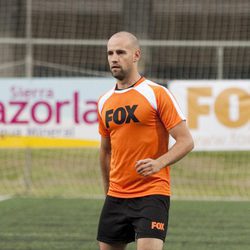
left=111, top=53, right=118, bottom=63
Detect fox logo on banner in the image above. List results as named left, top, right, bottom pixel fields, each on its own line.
left=169, top=80, right=250, bottom=151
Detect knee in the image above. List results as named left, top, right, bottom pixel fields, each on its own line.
left=137, top=238, right=163, bottom=250
left=99, top=241, right=127, bottom=250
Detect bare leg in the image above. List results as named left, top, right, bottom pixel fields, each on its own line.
left=137, top=238, right=163, bottom=250
left=99, top=241, right=127, bottom=250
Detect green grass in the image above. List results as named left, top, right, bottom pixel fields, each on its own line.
left=0, top=149, right=249, bottom=249
left=0, top=198, right=249, bottom=250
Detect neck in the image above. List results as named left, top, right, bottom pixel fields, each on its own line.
left=117, top=73, right=141, bottom=89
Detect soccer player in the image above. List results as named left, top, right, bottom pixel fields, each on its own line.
left=97, top=31, right=194, bottom=250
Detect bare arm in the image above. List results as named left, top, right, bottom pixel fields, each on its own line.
left=135, top=121, right=194, bottom=176
left=99, top=136, right=111, bottom=194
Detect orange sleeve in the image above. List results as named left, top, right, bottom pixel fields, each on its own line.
left=155, top=86, right=185, bottom=131
left=98, top=112, right=110, bottom=137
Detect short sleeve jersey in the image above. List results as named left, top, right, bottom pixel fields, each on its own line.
left=98, top=77, right=185, bottom=198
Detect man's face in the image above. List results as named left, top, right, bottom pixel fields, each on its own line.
left=107, top=36, right=137, bottom=80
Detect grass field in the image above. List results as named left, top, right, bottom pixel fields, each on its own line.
left=0, top=198, right=250, bottom=250
left=0, top=149, right=249, bottom=249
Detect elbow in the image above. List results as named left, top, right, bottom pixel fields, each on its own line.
left=188, top=137, right=195, bottom=152
left=182, top=134, right=194, bottom=153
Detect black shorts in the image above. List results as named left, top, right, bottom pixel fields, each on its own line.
left=97, top=195, right=170, bottom=244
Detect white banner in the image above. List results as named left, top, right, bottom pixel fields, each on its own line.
left=0, top=78, right=114, bottom=141
left=1, top=79, right=249, bottom=150
left=169, top=80, right=250, bottom=151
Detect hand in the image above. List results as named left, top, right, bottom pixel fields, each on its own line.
left=135, top=158, right=164, bottom=177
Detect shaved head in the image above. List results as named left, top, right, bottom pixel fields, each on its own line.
left=108, top=31, right=140, bottom=50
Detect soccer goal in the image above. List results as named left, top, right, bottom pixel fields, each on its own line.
left=0, top=0, right=249, bottom=200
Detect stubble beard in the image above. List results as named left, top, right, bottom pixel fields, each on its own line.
left=111, top=68, right=126, bottom=81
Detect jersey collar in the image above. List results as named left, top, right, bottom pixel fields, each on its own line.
left=114, top=77, right=145, bottom=92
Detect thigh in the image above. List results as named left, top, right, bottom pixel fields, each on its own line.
left=130, top=195, right=170, bottom=242
left=97, top=196, right=135, bottom=244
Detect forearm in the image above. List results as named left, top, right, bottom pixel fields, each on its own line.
left=157, top=137, right=194, bottom=168
left=100, top=149, right=111, bottom=194
left=135, top=118, right=194, bottom=176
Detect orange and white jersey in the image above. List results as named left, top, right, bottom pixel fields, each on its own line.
left=98, top=77, right=185, bottom=198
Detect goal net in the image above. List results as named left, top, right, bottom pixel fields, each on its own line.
left=0, top=0, right=249, bottom=200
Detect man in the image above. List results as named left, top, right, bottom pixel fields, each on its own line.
left=97, top=31, right=194, bottom=250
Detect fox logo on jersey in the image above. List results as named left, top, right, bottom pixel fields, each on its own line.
left=105, top=105, right=140, bottom=128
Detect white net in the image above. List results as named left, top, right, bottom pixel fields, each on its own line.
left=0, top=0, right=249, bottom=199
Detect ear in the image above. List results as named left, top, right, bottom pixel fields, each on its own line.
left=133, top=49, right=141, bottom=62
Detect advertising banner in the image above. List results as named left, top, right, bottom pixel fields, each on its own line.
left=168, top=80, right=250, bottom=150
left=1, top=79, right=249, bottom=150
left=0, top=78, right=114, bottom=146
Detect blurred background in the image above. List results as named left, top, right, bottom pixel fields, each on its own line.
left=0, top=0, right=249, bottom=197
left=1, top=0, right=250, bottom=80
left=0, top=0, right=249, bottom=198
left=0, top=1, right=249, bottom=249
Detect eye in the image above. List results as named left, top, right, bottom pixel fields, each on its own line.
left=107, top=51, right=113, bottom=56
left=116, top=50, right=126, bottom=55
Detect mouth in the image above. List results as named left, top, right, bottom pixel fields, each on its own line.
left=111, top=65, right=121, bottom=69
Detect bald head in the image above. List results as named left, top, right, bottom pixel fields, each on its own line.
left=108, top=31, right=140, bottom=50
left=107, top=31, right=141, bottom=82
